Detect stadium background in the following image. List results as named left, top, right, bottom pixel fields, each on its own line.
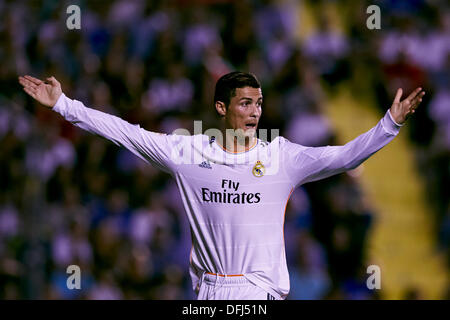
left=0, top=0, right=449, bottom=299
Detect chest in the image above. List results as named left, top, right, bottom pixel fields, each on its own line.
left=176, top=159, right=291, bottom=205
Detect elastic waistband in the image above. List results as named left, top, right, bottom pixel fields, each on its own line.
left=206, top=272, right=244, bottom=277
left=202, top=272, right=250, bottom=286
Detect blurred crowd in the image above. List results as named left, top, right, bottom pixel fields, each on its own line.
left=0, top=0, right=449, bottom=299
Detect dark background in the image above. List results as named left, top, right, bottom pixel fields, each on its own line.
left=0, top=0, right=449, bottom=299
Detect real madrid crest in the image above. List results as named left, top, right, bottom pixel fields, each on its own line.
left=252, top=160, right=265, bottom=177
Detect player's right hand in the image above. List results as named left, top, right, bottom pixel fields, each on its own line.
left=18, top=75, right=62, bottom=108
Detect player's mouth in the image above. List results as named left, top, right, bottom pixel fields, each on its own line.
left=244, top=122, right=257, bottom=130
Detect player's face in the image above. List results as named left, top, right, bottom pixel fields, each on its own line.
left=225, top=87, right=262, bottom=137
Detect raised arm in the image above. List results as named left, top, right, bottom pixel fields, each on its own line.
left=18, top=75, right=178, bottom=173
left=285, top=87, right=425, bottom=186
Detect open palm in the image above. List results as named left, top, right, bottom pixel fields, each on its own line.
left=389, top=87, right=425, bottom=125
left=18, top=75, right=62, bottom=108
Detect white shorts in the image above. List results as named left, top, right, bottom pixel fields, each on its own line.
left=196, top=273, right=277, bottom=300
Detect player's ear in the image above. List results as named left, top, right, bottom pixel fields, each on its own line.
left=215, top=101, right=227, bottom=117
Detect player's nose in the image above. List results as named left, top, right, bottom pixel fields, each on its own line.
left=249, top=103, right=260, bottom=118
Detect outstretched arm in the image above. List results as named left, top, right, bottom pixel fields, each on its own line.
left=18, top=75, right=177, bottom=173
left=286, top=87, right=425, bottom=186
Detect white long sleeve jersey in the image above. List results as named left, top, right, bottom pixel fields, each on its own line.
left=53, top=93, right=402, bottom=299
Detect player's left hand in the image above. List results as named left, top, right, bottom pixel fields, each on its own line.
left=389, top=87, right=425, bottom=125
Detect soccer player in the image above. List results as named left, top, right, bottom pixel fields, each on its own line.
left=18, top=72, right=424, bottom=300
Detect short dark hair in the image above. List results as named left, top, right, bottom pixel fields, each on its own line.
left=214, top=71, right=261, bottom=107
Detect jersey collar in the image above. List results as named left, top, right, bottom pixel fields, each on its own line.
left=210, top=136, right=259, bottom=154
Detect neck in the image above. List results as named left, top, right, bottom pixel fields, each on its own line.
left=217, top=127, right=257, bottom=153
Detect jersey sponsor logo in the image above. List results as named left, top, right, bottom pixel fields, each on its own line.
left=201, top=188, right=261, bottom=204
left=252, top=161, right=265, bottom=177
left=200, top=179, right=261, bottom=204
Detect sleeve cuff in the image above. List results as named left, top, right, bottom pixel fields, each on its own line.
left=52, top=93, right=67, bottom=114
left=388, top=109, right=404, bottom=127
left=382, top=109, right=403, bottom=135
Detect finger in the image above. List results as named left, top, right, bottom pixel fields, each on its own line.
left=19, top=77, right=38, bottom=89
left=46, top=76, right=60, bottom=86
left=19, top=76, right=30, bottom=86
left=411, top=91, right=425, bottom=109
left=18, top=76, right=28, bottom=87
left=23, top=87, right=36, bottom=98
left=406, top=87, right=422, bottom=101
left=411, top=97, right=423, bottom=110
left=24, top=75, right=43, bottom=85
left=394, top=88, right=403, bottom=103
left=409, top=100, right=422, bottom=112
left=411, top=95, right=422, bottom=107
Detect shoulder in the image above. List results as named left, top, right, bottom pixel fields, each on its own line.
left=171, top=133, right=211, bottom=150
left=268, top=136, right=307, bottom=151
left=262, top=136, right=286, bottom=147
left=158, top=132, right=206, bottom=141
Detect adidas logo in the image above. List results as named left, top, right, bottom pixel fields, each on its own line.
left=199, top=161, right=212, bottom=169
